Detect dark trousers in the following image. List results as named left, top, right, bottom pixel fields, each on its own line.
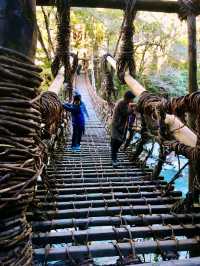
left=124, top=128, right=134, bottom=150
left=111, top=138, right=123, bottom=161
left=72, top=125, right=84, bottom=147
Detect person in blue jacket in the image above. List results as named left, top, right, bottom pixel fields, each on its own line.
left=63, top=94, right=85, bottom=151
left=73, top=91, right=89, bottom=121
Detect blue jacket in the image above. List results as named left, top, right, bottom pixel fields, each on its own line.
left=80, top=101, right=89, bottom=121
left=63, top=103, right=85, bottom=127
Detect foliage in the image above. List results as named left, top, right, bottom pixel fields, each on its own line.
left=113, top=77, right=130, bottom=99
left=35, top=7, right=200, bottom=97
left=36, top=48, right=53, bottom=91
left=140, top=68, right=188, bottom=96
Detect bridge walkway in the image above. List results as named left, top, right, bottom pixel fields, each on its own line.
left=32, top=75, right=200, bottom=265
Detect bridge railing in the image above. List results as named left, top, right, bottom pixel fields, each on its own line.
left=89, top=52, right=200, bottom=203
left=40, top=53, right=79, bottom=152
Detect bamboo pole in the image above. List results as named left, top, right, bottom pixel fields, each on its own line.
left=36, top=0, right=200, bottom=15
left=106, top=56, right=197, bottom=148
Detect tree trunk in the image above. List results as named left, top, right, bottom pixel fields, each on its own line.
left=41, top=6, right=55, bottom=56
left=37, top=22, right=51, bottom=61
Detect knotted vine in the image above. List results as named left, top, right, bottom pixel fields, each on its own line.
left=40, top=91, right=63, bottom=140
left=159, top=92, right=200, bottom=199
left=101, top=54, right=117, bottom=103
left=51, top=0, right=76, bottom=101
left=116, top=0, right=137, bottom=83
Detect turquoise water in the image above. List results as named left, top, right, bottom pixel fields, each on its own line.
left=140, top=139, right=189, bottom=197
left=161, top=163, right=188, bottom=197
left=147, top=152, right=189, bottom=197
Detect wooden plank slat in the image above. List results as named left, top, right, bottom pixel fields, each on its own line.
left=28, top=204, right=174, bottom=220
left=32, top=213, right=200, bottom=232
left=35, top=191, right=182, bottom=202
left=34, top=239, right=199, bottom=261
left=33, top=224, right=200, bottom=245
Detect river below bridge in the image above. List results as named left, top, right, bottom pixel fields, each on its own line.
left=145, top=142, right=188, bottom=197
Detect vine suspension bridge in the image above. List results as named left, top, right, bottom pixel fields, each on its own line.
left=1, top=1, right=200, bottom=266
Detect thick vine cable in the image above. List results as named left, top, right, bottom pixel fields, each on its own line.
left=51, top=0, right=77, bottom=101
left=117, top=0, right=137, bottom=83
left=0, top=46, right=45, bottom=265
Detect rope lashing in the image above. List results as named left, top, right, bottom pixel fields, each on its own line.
left=101, top=54, right=116, bottom=103
left=0, top=47, right=44, bottom=265
left=116, top=0, right=137, bottom=84
left=178, top=0, right=200, bottom=20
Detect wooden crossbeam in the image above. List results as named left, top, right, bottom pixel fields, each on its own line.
left=33, top=224, right=199, bottom=245
left=36, top=0, right=200, bottom=14
left=32, top=213, right=200, bottom=232
left=34, top=239, right=198, bottom=261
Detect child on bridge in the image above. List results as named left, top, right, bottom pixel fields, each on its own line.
left=63, top=94, right=87, bottom=152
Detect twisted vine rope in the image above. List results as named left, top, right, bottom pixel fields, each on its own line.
left=52, top=0, right=77, bottom=100
left=101, top=54, right=117, bottom=103
left=135, top=92, right=176, bottom=178
left=159, top=92, right=200, bottom=198
left=159, top=92, right=200, bottom=161
left=117, top=0, right=137, bottom=83
left=0, top=47, right=45, bottom=265
left=136, top=90, right=200, bottom=197
left=40, top=91, right=63, bottom=139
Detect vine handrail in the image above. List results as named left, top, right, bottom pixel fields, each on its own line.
left=106, top=55, right=197, bottom=148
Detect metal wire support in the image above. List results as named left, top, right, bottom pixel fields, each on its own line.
left=0, top=46, right=44, bottom=265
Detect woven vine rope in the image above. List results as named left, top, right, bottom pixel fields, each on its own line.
left=0, top=46, right=44, bottom=265
left=116, top=0, right=137, bottom=84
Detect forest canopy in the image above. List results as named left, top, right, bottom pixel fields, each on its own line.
left=36, top=7, right=200, bottom=95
